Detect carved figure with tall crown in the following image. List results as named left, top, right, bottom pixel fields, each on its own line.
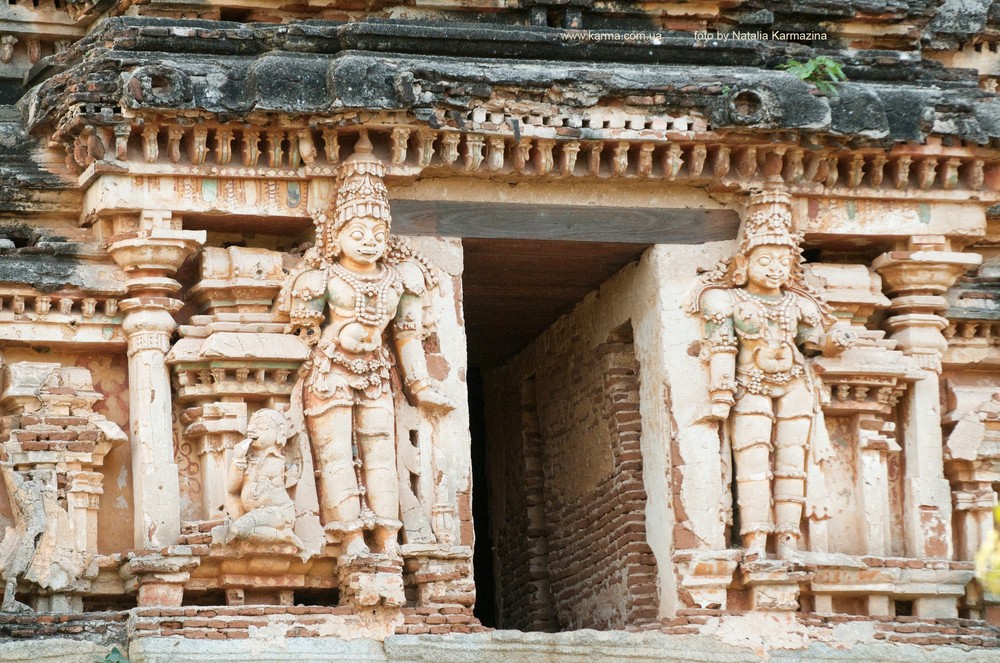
left=278, top=132, right=454, bottom=562
left=690, top=190, right=853, bottom=560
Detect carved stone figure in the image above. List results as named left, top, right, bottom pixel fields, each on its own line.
left=224, top=408, right=304, bottom=549
left=0, top=465, right=45, bottom=612
left=691, top=190, right=852, bottom=560
left=278, top=132, right=454, bottom=561
left=0, top=465, right=85, bottom=612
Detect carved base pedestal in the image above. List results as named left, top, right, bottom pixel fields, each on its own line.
left=401, top=544, right=475, bottom=609
left=137, top=581, right=186, bottom=607
left=122, top=551, right=198, bottom=607
left=739, top=560, right=807, bottom=611
left=337, top=554, right=405, bottom=608
left=674, top=549, right=740, bottom=610
left=33, top=593, right=84, bottom=613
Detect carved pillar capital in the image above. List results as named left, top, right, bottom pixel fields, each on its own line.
left=106, top=210, right=205, bottom=297
left=120, top=298, right=182, bottom=356
left=873, top=236, right=982, bottom=372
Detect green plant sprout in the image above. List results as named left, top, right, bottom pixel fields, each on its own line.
left=778, top=55, right=847, bottom=98
left=98, top=646, right=129, bottom=663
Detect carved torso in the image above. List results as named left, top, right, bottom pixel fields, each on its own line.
left=322, top=263, right=405, bottom=356
left=702, top=287, right=824, bottom=396
left=240, top=448, right=292, bottom=512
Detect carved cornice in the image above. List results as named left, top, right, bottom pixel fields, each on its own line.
left=23, top=18, right=1000, bottom=200
left=66, top=119, right=1000, bottom=206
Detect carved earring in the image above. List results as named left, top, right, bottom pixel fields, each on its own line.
left=730, top=255, right=748, bottom=286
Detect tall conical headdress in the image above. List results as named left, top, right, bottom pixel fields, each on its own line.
left=741, top=190, right=797, bottom=253
left=313, top=130, right=392, bottom=264
left=333, top=130, right=391, bottom=232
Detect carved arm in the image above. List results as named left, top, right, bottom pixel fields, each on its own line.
left=393, top=261, right=454, bottom=412
left=284, top=269, right=327, bottom=346
left=700, top=289, right=738, bottom=420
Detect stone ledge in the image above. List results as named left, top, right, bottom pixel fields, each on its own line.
left=121, top=630, right=1000, bottom=663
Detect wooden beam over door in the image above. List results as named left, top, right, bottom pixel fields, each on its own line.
left=392, top=201, right=740, bottom=244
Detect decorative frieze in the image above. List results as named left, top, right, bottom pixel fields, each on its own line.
left=66, top=119, right=1000, bottom=201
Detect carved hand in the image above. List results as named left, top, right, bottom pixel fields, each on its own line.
left=708, top=401, right=732, bottom=421
left=414, top=384, right=456, bottom=413
left=285, top=321, right=320, bottom=346
left=693, top=401, right=732, bottom=424
left=823, top=325, right=857, bottom=356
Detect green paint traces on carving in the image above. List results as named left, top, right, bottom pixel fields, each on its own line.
left=288, top=181, right=301, bottom=208
left=845, top=199, right=856, bottom=220
left=202, top=179, right=218, bottom=203
left=918, top=203, right=931, bottom=225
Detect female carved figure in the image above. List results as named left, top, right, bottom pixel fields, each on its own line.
left=691, top=190, right=851, bottom=560
left=225, top=408, right=304, bottom=549
left=279, top=133, right=453, bottom=559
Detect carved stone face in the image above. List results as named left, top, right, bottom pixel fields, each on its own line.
left=247, top=412, right=280, bottom=451
left=338, top=217, right=388, bottom=267
left=746, top=245, right=792, bottom=295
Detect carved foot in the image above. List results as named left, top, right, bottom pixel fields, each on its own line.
left=775, top=530, right=800, bottom=561
left=343, top=532, right=371, bottom=559
left=372, top=526, right=401, bottom=558
left=1, top=582, right=31, bottom=614
left=1, top=597, right=33, bottom=614
left=742, top=532, right=768, bottom=561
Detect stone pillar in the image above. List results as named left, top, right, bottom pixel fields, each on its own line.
left=855, top=417, right=901, bottom=557
left=107, top=210, right=204, bottom=549
left=66, top=470, right=104, bottom=554
left=873, top=236, right=981, bottom=618
left=953, top=485, right=996, bottom=560
left=181, top=402, right=247, bottom=520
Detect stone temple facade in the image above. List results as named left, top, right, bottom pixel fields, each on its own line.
left=0, top=1, right=999, bottom=661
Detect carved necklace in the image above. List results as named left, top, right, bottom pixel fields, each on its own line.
left=331, top=263, right=398, bottom=325
left=733, top=289, right=797, bottom=340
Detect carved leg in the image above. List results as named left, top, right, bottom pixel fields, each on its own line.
left=357, top=397, right=401, bottom=556
left=307, top=403, right=367, bottom=556
left=773, top=381, right=813, bottom=559
left=732, top=394, right=775, bottom=560
left=2, top=579, right=31, bottom=613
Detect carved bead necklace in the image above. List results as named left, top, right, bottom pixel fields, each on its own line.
left=734, top=289, right=797, bottom=340
left=331, top=263, right=398, bottom=325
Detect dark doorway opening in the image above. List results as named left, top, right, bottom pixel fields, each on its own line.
left=463, top=237, right=649, bottom=628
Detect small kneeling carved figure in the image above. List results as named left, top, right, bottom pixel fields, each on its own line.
left=225, top=408, right=304, bottom=549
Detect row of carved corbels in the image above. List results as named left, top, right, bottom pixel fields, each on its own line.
left=67, top=120, right=1000, bottom=197
left=946, top=320, right=1000, bottom=344
left=0, top=291, right=119, bottom=318
left=0, top=35, right=68, bottom=65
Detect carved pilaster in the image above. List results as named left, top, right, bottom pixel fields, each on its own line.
left=873, top=236, right=982, bottom=567
left=945, top=391, right=1000, bottom=561
left=181, top=402, right=247, bottom=520
left=108, top=210, right=205, bottom=550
